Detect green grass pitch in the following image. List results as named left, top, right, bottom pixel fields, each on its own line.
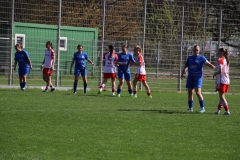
left=0, top=89, right=239, bottom=159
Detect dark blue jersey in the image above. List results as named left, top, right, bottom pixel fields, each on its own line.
left=72, top=52, right=89, bottom=69
left=14, top=50, right=30, bottom=68
left=117, top=52, right=135, bottom=72
left=185, top=54, right=207, bottom=76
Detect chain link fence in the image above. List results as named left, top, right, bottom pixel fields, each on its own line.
left=0, top=0, right=239, bottom=92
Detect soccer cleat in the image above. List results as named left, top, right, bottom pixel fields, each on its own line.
left=98, top=90, right=102, bottom=94
left=43, top=89, right=48, bottom=92
left=73, top=92, right=76, bottom=94
left=50, top=87, right=55, bottom=92
left=117, top=94, right=120, bottom=97
left=214, top=110, right=220, bottom=114
left=112, top=92, right=115, bottom=96
left=21, top=88, right=25, bottom=91
left=223, top=111, right=230, bottom=115
left=187, top=108, right=193, bottom=112
left=199, top=108, right=205, bottom=113
left=133, top=94, right=137, bottom=98
left=148, top=95, right=152, bottom=98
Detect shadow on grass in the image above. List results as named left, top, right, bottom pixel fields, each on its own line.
left=117, top=109, right=213, bottom=115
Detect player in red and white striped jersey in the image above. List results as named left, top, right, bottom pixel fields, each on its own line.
left=98, top=45, right=118, bottom=95
left=40, top=41, right=55, bottom=92
left=213, top=48, right=230, bottom=115
left=132, top=45, right=152, bottom=98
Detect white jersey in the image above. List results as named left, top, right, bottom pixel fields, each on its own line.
left=43, top=49, right=55, bottom=68
left=103, top=52, right=118, bottom=73
left=136, top=53, right=146, bottom=75
left=216, top=57, right=230, bottom=85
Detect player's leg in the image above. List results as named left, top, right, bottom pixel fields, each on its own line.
left=18, top=69, right=23, bottom=90
left=19, top=76, right=23, bottom=90
left=186, top=75, right=194, bottom=111
left=142, top=80, right=152, bottom=98
left=42, top=74, right=50, bottom=92
left=111, top=73, right=117, bottom=95
left=133, top=77, right=138, bottom=97
left=99, top=73, right=109, bottom=93
left=215, top=83, right=223, bottom=114
left=111, top=77, right=116, bottom=95
left=220, top=85, right=230, bottom=115
left=48, top=69, right=55, bottom=92
left=117, top=78, right=124, bottom=97
left=81, top=69, right=88, bottom=93
left=124, top=72, right=133, bottom=96
left=187, top=88, right=194, bottom=111
left=73, top=75, right=79, bottom=93
left=117, top=70, right=124, bottom=97
left=73, top=69, right=80, bottom=93
left=194, top=76, right=205, bottom=113
left=22, top=75, right=27, bottom=90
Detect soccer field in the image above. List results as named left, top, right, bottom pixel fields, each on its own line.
left=0, top=89, right=239, bottom=160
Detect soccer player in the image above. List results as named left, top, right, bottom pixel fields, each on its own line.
left=70, top=44, right=94, bottom=94
left=132, top=45, right=152, bottom=98
left=13, top=43, right=33, bottom=91
left=98, top=44, right=118, bottom=95
left=181, top=45, right=215, bottom=113
left=116, top=44, right=135, bottom=97
left=41, top=41, right=55, bottom=92
left=213, top=48, right=230, bottom=115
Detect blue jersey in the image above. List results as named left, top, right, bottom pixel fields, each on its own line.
left=117, top=52, right=135, bottom=72
left=185, top=54, right=207, bottom=76
left=72, top=52, right=89, bottom=69
left=14, top=50, right=30, bottom=68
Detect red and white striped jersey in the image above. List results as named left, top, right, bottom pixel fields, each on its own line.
left=103, top=52, right=118, bottom=73
left=216, top=57, right=230, bottom=84
left=43, top=49, right=55, bottom=68
left=136, top=53, right=146, bottom=75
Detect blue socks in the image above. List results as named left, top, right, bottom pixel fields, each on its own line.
left=84, top=83, right=87, bottom=93
left=128, top=89, right=133, bottom=95
left=20, top=82, right=26, bottom=89
left=22, top=82, right=26, bottom=88
left=199, top=100, right=204, bottom=109
left=188, top=100, right=194, bottom=109
left=73, top=82, right=77, bottom=92
left=117, top=88, right=121, bottom=94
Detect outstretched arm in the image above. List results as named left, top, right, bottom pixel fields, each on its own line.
left=205, top=61, right=216, bottom=69
left=87, top=59, right=94, bottom=66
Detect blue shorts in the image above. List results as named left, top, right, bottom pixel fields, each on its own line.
left=18, top=67, right=30, bottom=76
left=186, top=74, right=203, bottom=89
left=74, top=68, right=87, bottom=77
left=118, top=70, right=131, bottom=81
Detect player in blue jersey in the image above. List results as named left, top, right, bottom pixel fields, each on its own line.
left=116, top=44, right=136, bottom=97
left=70, top=45, right=94, bottom=94
left=181, top=45, right=215, bottom=113
left=13, top=43, right=33, bottom=91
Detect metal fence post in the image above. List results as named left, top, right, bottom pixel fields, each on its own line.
left=9, top=0, right=14, bottom=86
left=55, top=0, right=62, bottom=88
left=100, top=0, right=106, bottom=86
left=178, top=6, right=184, bottom=92
left=140, top=0, right=147, bottom=91
left=156, top=40, right=160, bottom=78
left=92, top=39, right=95, bottom=76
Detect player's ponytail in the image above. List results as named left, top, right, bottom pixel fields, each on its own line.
left=219, top=48, right=230, bottom=65
left=108, top=44, right=114, bottom=59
